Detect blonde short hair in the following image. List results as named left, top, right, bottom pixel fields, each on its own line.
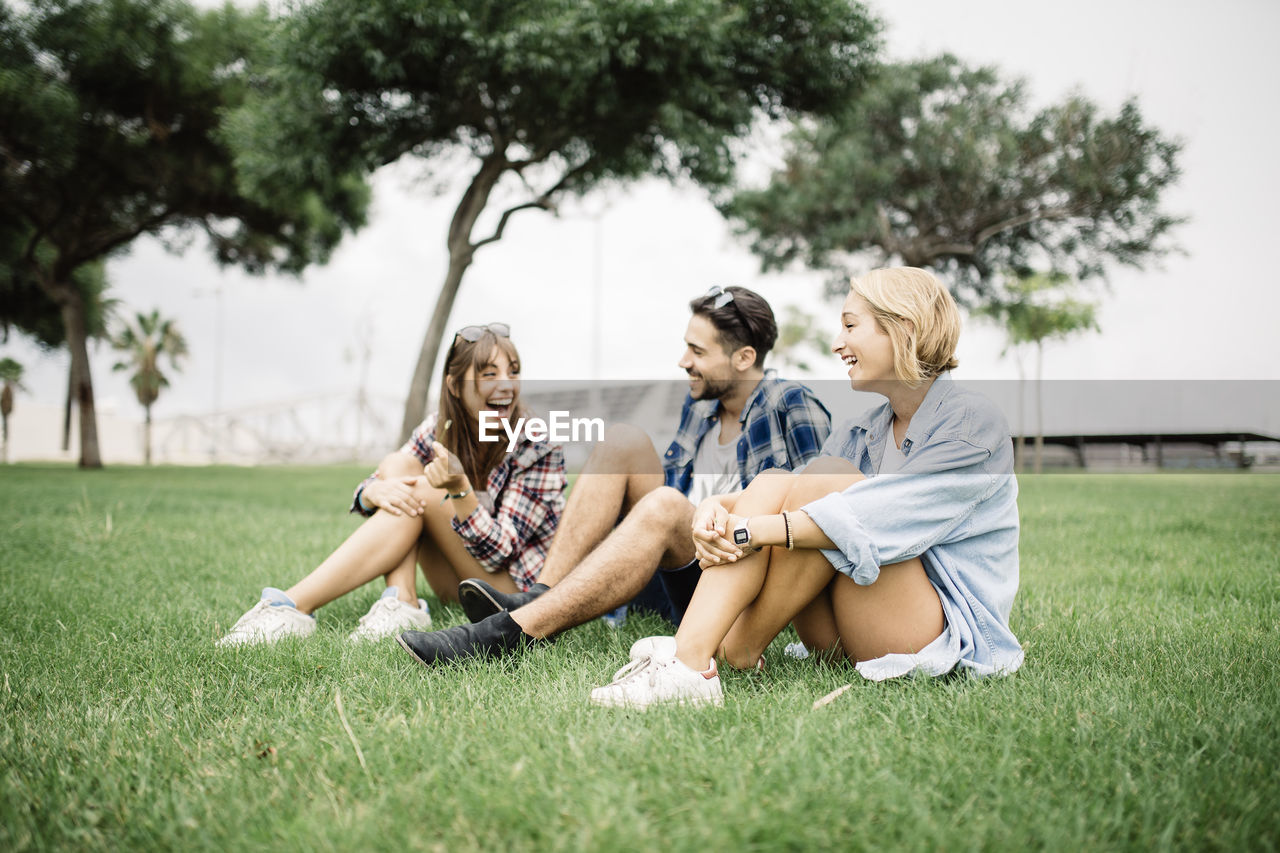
left=850, top=267, right=960, bottom=387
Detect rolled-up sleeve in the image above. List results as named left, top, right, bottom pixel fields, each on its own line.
left=802, top=438, right=999, bottom=585
left=451, top=445, right=567, bottom=576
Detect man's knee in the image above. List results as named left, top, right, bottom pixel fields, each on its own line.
left=633, top=486, right=693, bottom=526
left=586, top=423, right=657, bottom=471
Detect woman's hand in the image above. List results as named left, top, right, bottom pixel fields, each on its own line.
left=424, top=441, right=469, bottom=494
left=691, top=498, right=743, bottom=567
left=362, top=476, right=427, bottom=518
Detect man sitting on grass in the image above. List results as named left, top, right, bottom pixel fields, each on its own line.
left=397, top=286, right=831, bottom=666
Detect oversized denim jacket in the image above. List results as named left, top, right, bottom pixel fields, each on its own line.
left=802, top=373, right=1024, bottom=677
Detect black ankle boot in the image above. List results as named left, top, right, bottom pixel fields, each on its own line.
left=458, top=579, right=550, bottom=623
left=397, top=611, right=535, bottom=667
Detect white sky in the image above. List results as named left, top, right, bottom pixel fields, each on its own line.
left=7, top=0, right=1280, bottom=423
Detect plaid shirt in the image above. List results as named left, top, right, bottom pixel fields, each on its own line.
left=352, top=412, right=567, bottom=591
left=663, top=372, right=832, bottom=495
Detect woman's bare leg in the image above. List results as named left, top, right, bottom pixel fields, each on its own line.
left=671, top=475, right=792, bottom=669
left=677, top=458, right=864, bottom=670
left=792, top=584, right=844, bottom=660
left=285, top=510, right=425, bottom=613
left=830, top=561, right=944, bottom=663
left=383, top=546, right=419, bottom=601
left=284, top=452, right=428, bottom=614
left=415, top=490, right=520, bottom=603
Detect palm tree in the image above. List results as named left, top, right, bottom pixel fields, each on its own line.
left=0, top=357, right=26, bottom=464
left=111, top=310, right=189, bottom=465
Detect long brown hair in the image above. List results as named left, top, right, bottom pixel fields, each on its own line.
left=437, top=329, right=524, bottom=487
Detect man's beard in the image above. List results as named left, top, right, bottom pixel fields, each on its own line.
left=692, top=373, right=734, bottom=401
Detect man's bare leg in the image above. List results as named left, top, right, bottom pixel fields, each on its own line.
left=509, top=486, right=696, bottom=638
left=398, top=442, right=687, bottom=667
left=537, top=424, right=664, bottom=586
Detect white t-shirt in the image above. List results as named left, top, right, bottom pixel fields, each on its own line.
left=686, top=431, right=742, bottom=506
left=878, top=434, right=907, bottom=475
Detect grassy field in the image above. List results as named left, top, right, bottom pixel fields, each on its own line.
left=1, top=465, right=1277, bottom=851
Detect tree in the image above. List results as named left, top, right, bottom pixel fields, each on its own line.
left=0, top=0, right=368, bottom=468
left=0, top=253, right=117, bottom=451
left=229, top=0, right=883, bottom=440
left=0, top=357, right=25, bottom=464
left=976, top=272, right=1098, bottom=473
left=724, top=55, right=1184, bottom=308
left=110, top=309, right=189, bottom=465
left=772, top=304, right=833, bottom=375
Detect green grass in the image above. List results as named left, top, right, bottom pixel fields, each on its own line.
left=1, top=465, right=1277, bottom=851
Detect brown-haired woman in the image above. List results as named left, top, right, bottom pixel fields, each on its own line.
left=217, top=323, right=567, bottom=646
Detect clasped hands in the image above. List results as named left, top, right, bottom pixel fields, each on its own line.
left=691, top=498, right=752, bottom=568
left=361, top=441, right=469, bottom=518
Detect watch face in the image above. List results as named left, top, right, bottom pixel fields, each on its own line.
left=733, top=527, right=749, bottom=546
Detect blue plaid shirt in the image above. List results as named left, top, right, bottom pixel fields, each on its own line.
left=663, top=372, right=831, bottom=495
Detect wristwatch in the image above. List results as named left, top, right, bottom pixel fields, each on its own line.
left=731, top=518, right=760, bottom=552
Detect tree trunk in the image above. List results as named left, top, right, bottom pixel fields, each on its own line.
left=62, top=360, right=73, bottom=452
left=400, top=255, right=474, bottom=441
left=399, top=155, right=507, bottom=442
left=144, top=404, right=153, bottom=465
left=59, top=288, right=103, bottom=468
left=2, top=384, right=10, bottom=463
left=1033, top=341, right=1044, bottom=475
left=1015, top=352, right=1026, bottom=474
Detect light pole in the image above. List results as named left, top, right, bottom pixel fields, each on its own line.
left=194, top=283, right=224, bottom=462
left=591, top=207, right=604, bottom=380
left=563, top=199, right=609, bottom=379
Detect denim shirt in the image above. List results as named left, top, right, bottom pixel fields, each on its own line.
left=802, top=373, right=1024, bottom=677
left=663, top=371, right=831, bottom=495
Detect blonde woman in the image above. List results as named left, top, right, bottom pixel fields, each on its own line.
left=590, top=268, right=1022, bottom=708
left=218, top=324, right=567, bottom=646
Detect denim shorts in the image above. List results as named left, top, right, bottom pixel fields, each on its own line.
left=626, top=559, right=702, bottom=627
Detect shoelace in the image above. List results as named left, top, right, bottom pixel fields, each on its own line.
left=606, top=652, right=661, bottom=687
left=231, top=600, right=272, bottom=632
left=644, top=657, right=682, bottom=688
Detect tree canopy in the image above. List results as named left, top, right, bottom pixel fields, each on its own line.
left=723, top=55, right=1184, bottom=307
left=229, top=0, right=883, bottom=438
left=978, top=273, right=1099, bottom=353
left=0, top=0, right=369, bottom=466
left=976, top=272, right=1099, bottom=473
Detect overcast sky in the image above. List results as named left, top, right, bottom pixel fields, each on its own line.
left=7, top=0, right=1280, bottom=425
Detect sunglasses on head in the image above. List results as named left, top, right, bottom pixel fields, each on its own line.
left=454, top=322, right=511, bottom=343
left=702, top=286, right=736, bottom=310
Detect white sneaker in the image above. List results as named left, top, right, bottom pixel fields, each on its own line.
left=627, top=636, right=663, bottom=660
left=589, top=636, right=724, bottom=710
left=217, top=599, right=315, bottom=647
left=348, top=589, right=431, bottom=642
